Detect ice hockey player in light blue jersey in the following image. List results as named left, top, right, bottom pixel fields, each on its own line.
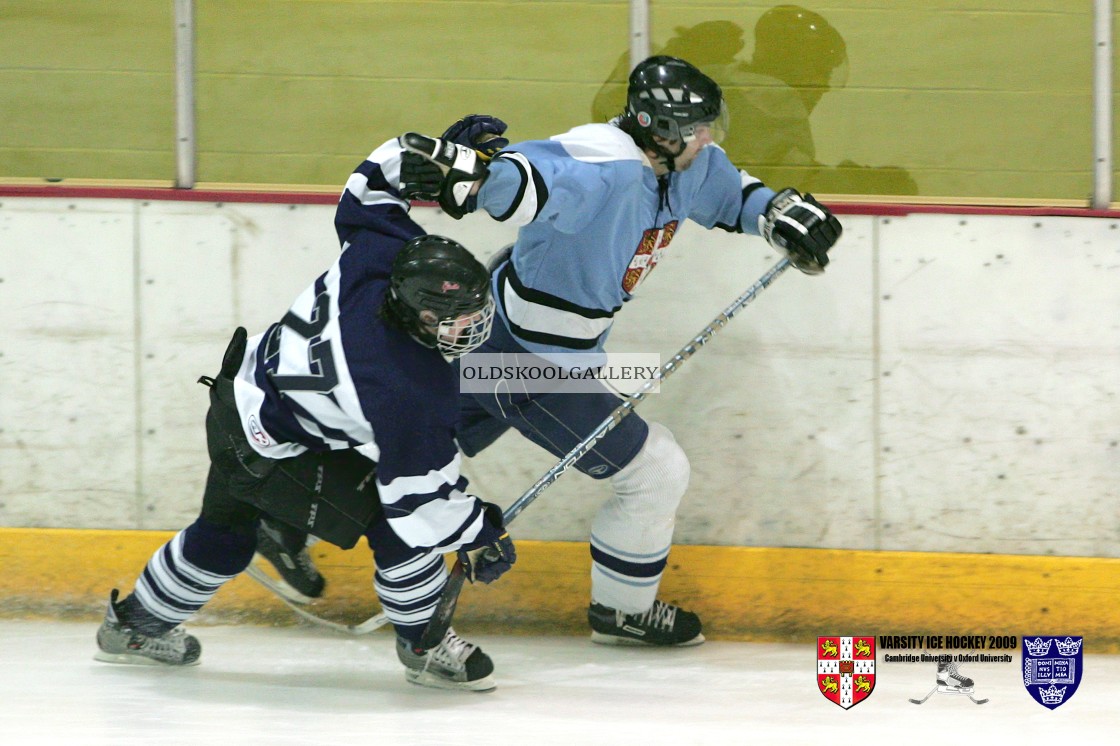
left=475, top=120, right=778, bottom=356
left=400, top=56, right=842, bottom=648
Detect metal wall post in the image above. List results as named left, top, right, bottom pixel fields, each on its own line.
left=1092, top=0, right=1114, bottom=208
left=629, top=0, right=650, bottom=72
left=174, top=0, right=196, bottom=189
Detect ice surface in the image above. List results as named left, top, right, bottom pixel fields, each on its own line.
left=2, top=620, right=1117, bottom=745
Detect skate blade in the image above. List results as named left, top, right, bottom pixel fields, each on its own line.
left=590, top=631, right=706, bottom=647
left=93, top=650, right=200, bottom=667
left=937, top=684, right=975, bottom=694
left=404, top=670, right=496, bottom=693
left=246, top=560, right=318, bottom=605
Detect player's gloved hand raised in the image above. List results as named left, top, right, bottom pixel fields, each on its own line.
left=441, top=114, right=508, bottom=159
left=399, top=152, right=443, bottom=201
left=399, top=116, right=508, bottom=203
left=399, top=132, right=489, bottom=219
left=457, top=501, right=516, bottom=584
left=759, top=188, right=842, bottom=275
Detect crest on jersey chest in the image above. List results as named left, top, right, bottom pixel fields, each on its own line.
left=817, top=636, right=876, bottom=709
left=622, top=220, right=678, bottom=294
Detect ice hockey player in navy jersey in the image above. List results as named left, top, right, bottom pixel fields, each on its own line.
left=247, top=115, right=511, bottom=607
left=397, top=57, right=842, bottom=647
left=94, top=178, right=515, bottom=690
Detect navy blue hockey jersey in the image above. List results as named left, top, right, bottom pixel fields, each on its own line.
left=231, top=138, right=487, bottom=551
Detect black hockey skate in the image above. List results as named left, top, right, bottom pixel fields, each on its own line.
left=248, top=516, right=325, bottom=604
left=396, top=629, right=496, bottom=692
left=588, top=599, right=705, bottom=647
left=94, top=589, right=201, bottom=666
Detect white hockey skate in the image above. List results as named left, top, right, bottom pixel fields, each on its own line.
left=910, top=660, right=988, bottom=705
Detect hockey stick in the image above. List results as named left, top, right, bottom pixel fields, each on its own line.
left=909, top=686, right=937, bottom=705
left=909, top=684, right=989, bottom=705
left=245, top=561, right=391, bottom=634
left=417, top=256, right=794, bottom=649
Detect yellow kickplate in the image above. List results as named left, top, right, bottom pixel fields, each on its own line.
left=3, top=528, right=1118, bottom=649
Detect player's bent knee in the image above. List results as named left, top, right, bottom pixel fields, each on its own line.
left=610, top=421, right=690, bottom=516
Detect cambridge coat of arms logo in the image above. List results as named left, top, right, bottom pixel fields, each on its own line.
left=1022, top=635, right=1083, bottom=709
left=817, top=636, right=876, bottom=709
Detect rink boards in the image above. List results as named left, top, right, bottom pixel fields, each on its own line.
left=3, top=527, right=1119, bottom=652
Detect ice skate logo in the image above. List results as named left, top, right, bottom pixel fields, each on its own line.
left=817, top=636, right=875, bottom=710
left=1022, top=635, right=1083, bottom=710
left=910, top=659, right=988, bottom=706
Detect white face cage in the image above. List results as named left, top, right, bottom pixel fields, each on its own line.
left=434, top=295, right=496, bottom=358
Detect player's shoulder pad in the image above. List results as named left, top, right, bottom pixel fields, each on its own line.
left=549, top=123, right=646, bottom=164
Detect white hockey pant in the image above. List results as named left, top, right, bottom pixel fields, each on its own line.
left=590, top=422, right=690, bottom=613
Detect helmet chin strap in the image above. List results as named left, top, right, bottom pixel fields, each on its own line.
left=649, top=138, right=687, bottom=172
left=616, top=114, right=688, bottom=173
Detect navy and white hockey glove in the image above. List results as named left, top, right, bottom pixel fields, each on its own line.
left=441, top=114, right=508, bottom=158
left=399, top=132, right=489, bottom=219
left=457, top=502, right=516, bottom=584
left=759, top=188, right=842, bottom=275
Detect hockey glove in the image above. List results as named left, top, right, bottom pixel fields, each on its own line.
left=457, top=501, right=516, bottom=585
left=399, top=153, right=444, bottom=201
left=441, top=114, right=509, bottom=159
left=759, top=188, right=842, bottom=275
left=399, top=132, right=489, bottom=219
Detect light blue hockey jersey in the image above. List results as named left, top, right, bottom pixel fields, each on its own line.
left=476, top=123, right=777, bottom=356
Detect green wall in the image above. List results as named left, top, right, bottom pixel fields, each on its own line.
left=1, top=1, right=1116, bottom=201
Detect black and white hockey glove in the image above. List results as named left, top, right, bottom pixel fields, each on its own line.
left=457, top=502, right=516, bottom=584
left=398, top=152, right=444, bottom=201
left=399, top=132, right=489, bottom=219
left=399, top=115, right=508, bottom=202
left=759, top=188, right=842, bottom=275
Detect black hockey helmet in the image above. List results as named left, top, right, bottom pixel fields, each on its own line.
left=384, top=235, right=495, bottom=357
left=624, top=55, right=729, bottom=162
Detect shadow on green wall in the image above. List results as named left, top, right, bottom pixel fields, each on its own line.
left=591, top=6, right=918, bottom=196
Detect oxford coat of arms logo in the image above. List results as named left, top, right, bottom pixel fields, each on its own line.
left=817, top=636, right=876, bottom=709
left=1022, top=635, right=1083, bottom=709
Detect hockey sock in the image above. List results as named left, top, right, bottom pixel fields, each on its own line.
left=372, top=549, right=448, bottom=645
left=131, top=518, right=254, bottom=626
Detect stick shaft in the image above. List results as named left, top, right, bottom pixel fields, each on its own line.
left=503, top=256, right=790, bottom=524
left=418, top=257, right=791, bottom=649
